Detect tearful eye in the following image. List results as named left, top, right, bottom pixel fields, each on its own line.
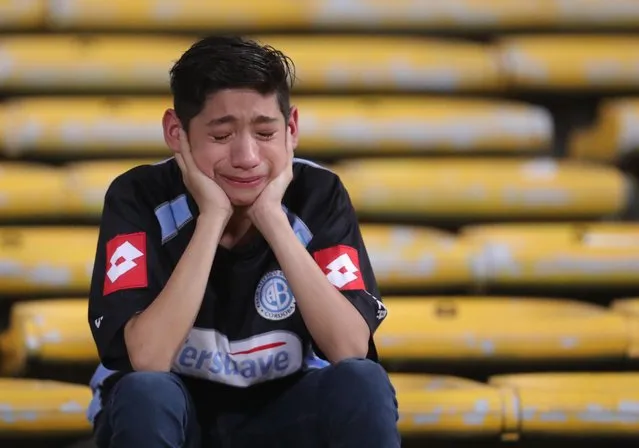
left=212, top=134, right=231, bottom=142
left=257, top=132, right=276, bottom=140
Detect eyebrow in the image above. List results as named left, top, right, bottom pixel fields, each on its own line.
left=206, top=115, right=279, bottom=126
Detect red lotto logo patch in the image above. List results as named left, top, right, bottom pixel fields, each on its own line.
left=103, top=232, right=148, bottom=296
left=313, top=245, right=365, bottom=291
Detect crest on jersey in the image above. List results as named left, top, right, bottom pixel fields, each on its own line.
left=255, top=270, right=296, bottom=321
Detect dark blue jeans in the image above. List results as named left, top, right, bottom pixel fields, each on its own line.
left=93, top=358, right=400, bottom=447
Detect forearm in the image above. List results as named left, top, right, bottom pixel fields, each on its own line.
left=256, top=211, right=370, bottom=363
left=125, top=213, right=226, bottom=371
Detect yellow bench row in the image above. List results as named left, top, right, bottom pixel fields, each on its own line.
left=4, top=297, right=639, bottom=375
left=0, top=159, right=630, bottom=221
left=337, top=158, right=628, bottom=220
left=0, top=35, right=639, bottom=92
left=3, top=223, right=639, bottom=296
left=8, top=96, right=639, bottom=161
left=3, top=0, right=639, bottom=31
left=5, top=371, right=639, bottom=439
left=0, top=96, right=553, bottom=156
left=570, top=97, right=639, bottom=162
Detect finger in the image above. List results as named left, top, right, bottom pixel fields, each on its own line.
left=177, top=128, right=191, bottom=153
left=174, top=152, right=187, bottom=174
left=177, top=129, right=198, bottom=172
left=285, top=128, right=294, bottom=160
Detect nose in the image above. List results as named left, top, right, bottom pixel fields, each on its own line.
left=230, top=134, right=260, bottom=170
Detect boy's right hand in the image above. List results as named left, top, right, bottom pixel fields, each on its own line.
left=174, top=129, right=233, bottom=222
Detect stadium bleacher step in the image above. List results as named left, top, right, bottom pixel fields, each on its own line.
left=377, top=296, right=634, bottom=379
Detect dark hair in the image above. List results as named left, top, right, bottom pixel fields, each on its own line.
left=169, top=35, right=296, bottom=130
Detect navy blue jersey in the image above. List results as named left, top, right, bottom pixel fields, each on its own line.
left=86, top=157, right=387, bottom=420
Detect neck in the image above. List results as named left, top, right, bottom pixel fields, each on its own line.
left=219, top=207, right=255, bottom=249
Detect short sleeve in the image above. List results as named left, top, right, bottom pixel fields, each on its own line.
left=88, top=177, right=165, bottom=371
left=305, top=175, right=387, bottom=360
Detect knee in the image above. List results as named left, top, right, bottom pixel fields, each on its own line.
left=111, top=371, right=189, bottom=412
left=318, top=358, right=399, bottom=439
left=322, top=358, right=396, bottom=405
left=98, top=372, right=196, bottom=447
left=328, top=358, right=390, bottom=385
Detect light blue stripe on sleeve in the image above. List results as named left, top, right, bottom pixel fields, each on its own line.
left=281, top=204, right=313, bottom=247
left=155, top=194, right=193, bottom=243
left=170, top=194, right=192, bottom=229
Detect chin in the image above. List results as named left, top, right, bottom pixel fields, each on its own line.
left=227, top=184, right=266, bottom=207
left=229, top=193, right=259, bottom=208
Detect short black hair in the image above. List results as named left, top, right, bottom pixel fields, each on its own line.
left=169, top=35, right=296, bottom=130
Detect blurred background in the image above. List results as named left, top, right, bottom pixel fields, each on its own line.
left=2, top=0, right=639, bottom=447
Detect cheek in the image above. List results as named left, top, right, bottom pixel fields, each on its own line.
left=191, top=148, right=218, bottom=177
left=263, top=144, right=288, bottom=177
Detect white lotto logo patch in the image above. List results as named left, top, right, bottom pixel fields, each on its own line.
left=172, top=329, right=303, bottom=387
left=325, top=253, right=359, bottom=288
left=106, top=241, right=143, bottom=283
left=254, top=270, right=296, bottom=321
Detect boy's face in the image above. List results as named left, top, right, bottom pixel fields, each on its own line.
left=165, top=88, right=298, bottom=207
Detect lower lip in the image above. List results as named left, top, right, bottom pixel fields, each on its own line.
left=220, top=176, right=264, bottom=188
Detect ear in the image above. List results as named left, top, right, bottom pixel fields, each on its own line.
left=162, top=109, right=184, bottom=154
left=286, top=105, right=300, bottom=151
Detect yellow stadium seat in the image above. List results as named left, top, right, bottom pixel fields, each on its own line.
left=0, top=0, right=45, bottom=30
left=0, top=160, right=149, bottom=220
left=0, top=96, right=550, bottom=157
left=579, top=223, right=639, bottom=247
left=568, top=127, right=608, bottom=162
left=0, top=35, right=193, bottom=92
left=334, top=158, right=629, bottom=220
left=1, top=299, right=95, bottom=375
left=391, top=373, right=508, bottom=438
left=0, top=163, right=68, bottom=219
left=42, top=0, right=546, bottom=31
left=610, top=298, right=639, bottom=358
left=548, top=0, right=639, bottom=28
left=611, top=297, right=639, bottom=317
left=264, top=35, right=501, bottom=92
left=0, top=97, right=171, bottom=156
left=498, top=35, right=639, bottom=90
left=41, top=0, right=639, bottom=31
left=45, top=0, right=315, bottom=30
left=489, top=373, right=639, bottom=437
left=0, top=227, right=97, bottom=295
left=0, top=35, right=501, bottom=93
left=361, top=225, right=471, bottom=290
left=376, top=297, right=628, bottom=361
left=297, top=97, right=552, bottom=155
left=0, top=379, right=91, bottom=435
left=463, top=222, right=639, bottom=248
left=390, top=373, right=483, bottom=391
left=463, top=223, right=639, bottom=288
left=463, top=223, right=576, bottom=249
left=65, top=159, right=162, bottom=217
left=569, top=98, right=639, bottom=162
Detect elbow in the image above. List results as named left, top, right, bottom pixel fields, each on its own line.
left=343, top=341, right=370, bottom=361
left=124, top=319, right=173, bottom=372
left=128, top=347, right=173, bottom=372
left=327, top=334, right=370, bottom=364
left=328, top=348, right=368, bottom=364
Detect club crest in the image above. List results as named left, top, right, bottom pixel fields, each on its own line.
left=255, top=270, right=296, bottom=321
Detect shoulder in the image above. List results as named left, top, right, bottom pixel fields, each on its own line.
left=285, top=158, right=353, bottom=223
left=105, top=157, right=183, bottom=207
left=290, top=157, right=346, bottom=202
